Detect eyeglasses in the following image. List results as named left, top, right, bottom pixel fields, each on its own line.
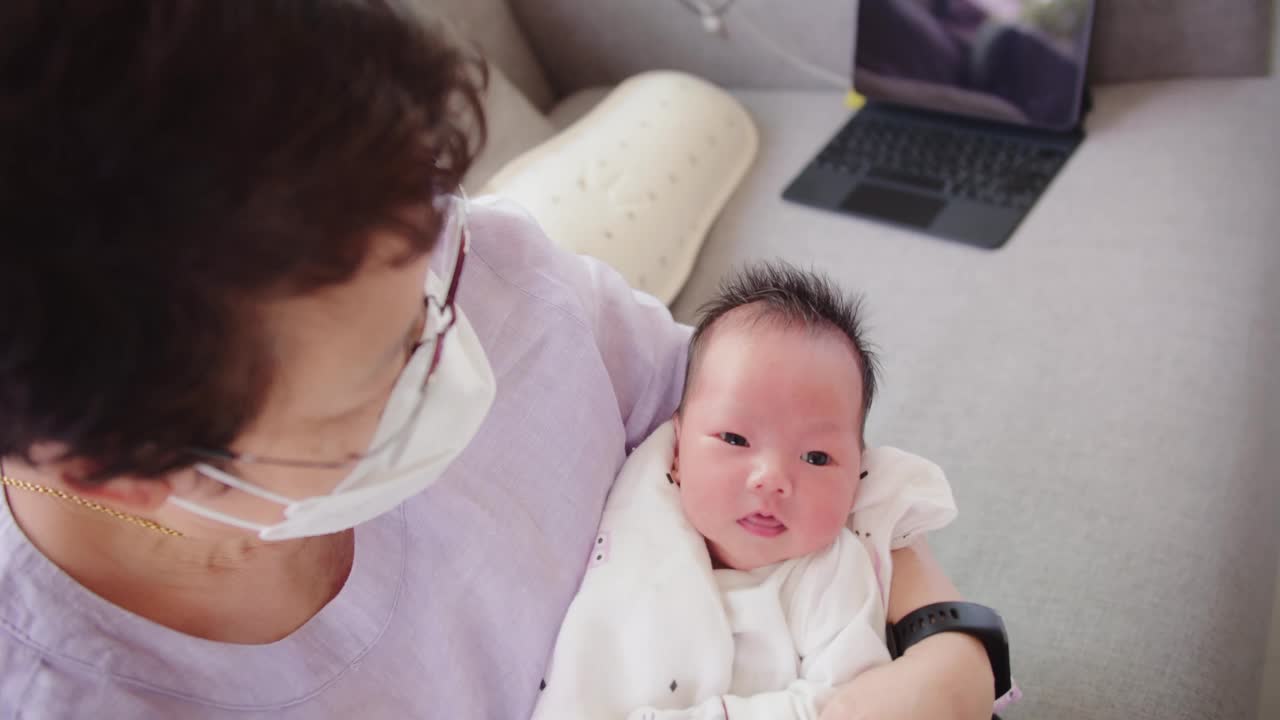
left=188, top=190, right=471, bottom=473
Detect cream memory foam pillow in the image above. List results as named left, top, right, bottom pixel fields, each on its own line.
left=482, top=71, right=758, bottom=305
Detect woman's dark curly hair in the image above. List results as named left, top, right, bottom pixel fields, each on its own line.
left=0, top=0, right=487, bottom=482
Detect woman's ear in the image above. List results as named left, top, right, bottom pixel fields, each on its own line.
left=83, top=476, right=174, bottom=512
left=25, top=442, right=174, bottom=512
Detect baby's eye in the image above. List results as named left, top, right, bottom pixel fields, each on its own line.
left=802, top=451, right=831, bottom=466
left=718, top=432, right=749, bottom=447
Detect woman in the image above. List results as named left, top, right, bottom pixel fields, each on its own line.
left=0, top=2, right=994, bottom=718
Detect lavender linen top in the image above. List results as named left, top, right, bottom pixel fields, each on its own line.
left=0, top=199, right=692, bottom=719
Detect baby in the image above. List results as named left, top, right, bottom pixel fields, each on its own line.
left=531, top=262, right=956, bottom=720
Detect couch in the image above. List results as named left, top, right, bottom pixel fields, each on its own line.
left=429, top=1, right=1280, bottom=718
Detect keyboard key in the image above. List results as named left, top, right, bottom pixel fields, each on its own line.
left=821, top=116, right=1062, bottom=206
left=867, top=166, right=946, bottom=192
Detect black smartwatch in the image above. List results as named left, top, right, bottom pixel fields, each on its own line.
left=886, top=601, right=1012, bottom=701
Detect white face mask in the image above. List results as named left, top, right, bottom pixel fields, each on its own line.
left=167, top=273, right=496, bottom=541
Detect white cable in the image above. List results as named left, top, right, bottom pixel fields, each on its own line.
left=673, top=0, right=850, bottom=89
left=678, top=0, right=735, bottom=32
left=728, top=6, right=851, bottom=89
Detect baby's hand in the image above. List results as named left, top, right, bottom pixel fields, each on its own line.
left=627, top=697, right=727, bottom=720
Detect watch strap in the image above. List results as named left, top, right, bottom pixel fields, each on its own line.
left=887, top=601, right=1012, bottom=700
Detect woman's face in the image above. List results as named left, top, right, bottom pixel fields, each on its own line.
left=160, top=231, right=434, bottom=537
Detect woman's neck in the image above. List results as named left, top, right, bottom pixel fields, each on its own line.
left=3, top=464, right=353, bottom=644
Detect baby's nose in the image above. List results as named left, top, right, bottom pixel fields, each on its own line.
left=747, top=463, right=793, bottom=497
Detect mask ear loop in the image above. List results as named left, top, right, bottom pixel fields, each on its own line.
left=165, top=495, right=273, bottom=534
left=192, top=463, right=297, bottom=505
left=164, top=463, right=297, bottom=534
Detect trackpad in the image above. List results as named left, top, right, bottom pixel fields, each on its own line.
left=840, top=183, right=944, bottom=228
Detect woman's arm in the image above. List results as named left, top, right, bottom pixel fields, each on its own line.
left=468, top=198, right=692, bottom=445
left=818, top=538, right=994, bottom=720
left=885, top=536, right=971, bottom=622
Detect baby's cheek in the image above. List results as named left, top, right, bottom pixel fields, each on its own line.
left=817, top=495, right=855, bottom=536
left=793, top=505, right=851, bottom=557
left=678, top=482, right=719, bottom=534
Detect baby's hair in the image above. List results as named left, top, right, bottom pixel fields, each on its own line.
left=678, top=262, right=880, bottom=446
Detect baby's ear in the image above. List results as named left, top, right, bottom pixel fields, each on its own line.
left=668, top=418, right=681, bottom=485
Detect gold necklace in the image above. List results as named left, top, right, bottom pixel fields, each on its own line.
left=0, top=473, right=183, bottom=537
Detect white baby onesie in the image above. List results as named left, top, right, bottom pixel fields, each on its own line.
left=530, top=421, right=957, bottom=720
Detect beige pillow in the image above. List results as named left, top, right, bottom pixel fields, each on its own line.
left=482, top=71, right=758, bottom=304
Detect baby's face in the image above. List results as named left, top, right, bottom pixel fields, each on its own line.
left=674, top=316, right=864, bottom=571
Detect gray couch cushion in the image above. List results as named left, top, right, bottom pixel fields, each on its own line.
left=508, top=0, right=1275, bottom=96
left=463, top=64, right=558, bottom=189
left=508, top=0, right=854, bottom=93
left=547, top=88, right=613, bottom=130
left=402, top=0, right=555, bottom=109
left=666, top=79, right=1280, bottom=719
left=1088, top=0, right=1275, bottom=83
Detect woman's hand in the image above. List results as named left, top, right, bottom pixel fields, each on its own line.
left=818, top=632, right=994, bottom=720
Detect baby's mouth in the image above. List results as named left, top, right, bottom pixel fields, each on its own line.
left=738, top=512, right=787, bottom=538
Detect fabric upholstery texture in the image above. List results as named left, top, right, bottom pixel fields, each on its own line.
left=1087, top=0, right=1275, bottom=82
left=547, top=88, right=613, bottom=130
left=463, top=64, right=558, bottom=190
left=402, top=0, right=555, bottom=109
left=508, top=0, right=1276, bottom=96
left=509, top=0, right=854, bottom=94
